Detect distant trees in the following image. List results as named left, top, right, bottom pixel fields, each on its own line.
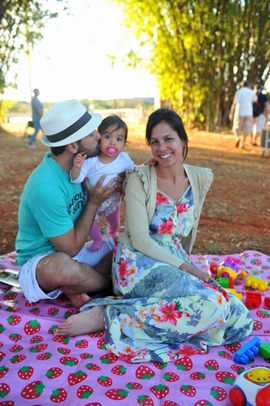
left=113, top=0, right=270, bottom=129
left=0, top=0, right=68, bottom=96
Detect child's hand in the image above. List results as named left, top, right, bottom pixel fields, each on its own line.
left=73, top=152, right=87, bottom=169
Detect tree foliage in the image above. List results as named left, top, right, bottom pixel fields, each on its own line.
left=112, top=0, right=270, bottom=129
left=0, top=0, right=68, bottom=96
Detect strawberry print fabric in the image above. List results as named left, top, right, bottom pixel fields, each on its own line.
left=0, top=250, right=269, bottom=405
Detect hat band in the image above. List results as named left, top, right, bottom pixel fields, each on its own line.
left=47, top=111, right=92, bottom=143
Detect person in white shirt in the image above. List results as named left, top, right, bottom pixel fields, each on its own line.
left=229, top=80, right=257, bottom=149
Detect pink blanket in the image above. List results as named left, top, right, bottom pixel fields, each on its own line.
left=0, top=250, right=269, bottom=405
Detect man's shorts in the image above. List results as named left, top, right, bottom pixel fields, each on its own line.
left=18, top=238, right=115, bottom=303
left=253, top=114, right=267, bottom=134
left=233, top=115, right=253, bottom=135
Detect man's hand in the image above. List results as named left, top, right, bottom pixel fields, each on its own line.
left=84, top=174, right=123, bottom=206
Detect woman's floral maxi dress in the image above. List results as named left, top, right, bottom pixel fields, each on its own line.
left=86, top=187, right=253, bottom=363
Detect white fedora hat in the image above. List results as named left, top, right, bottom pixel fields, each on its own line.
left=40, top=99, right=102, bottom=147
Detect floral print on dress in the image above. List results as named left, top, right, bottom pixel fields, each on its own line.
left=150, top=186, right=194, bottom=237
left=87, top=186, right=253, bottom=363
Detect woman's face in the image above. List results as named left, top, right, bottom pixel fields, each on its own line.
left=149, top=121, right=185, bottom=167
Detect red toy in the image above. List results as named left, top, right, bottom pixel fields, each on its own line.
left=264, top=297, right=270, bottom=307
left=229, top=366, right=270, bottom=406
left=245, top=292, right=262, bottom=309
left=209, top=263, right=218, bottom=277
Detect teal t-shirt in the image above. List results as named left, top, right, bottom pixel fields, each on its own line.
left=16, top=152, right=84, bottom=265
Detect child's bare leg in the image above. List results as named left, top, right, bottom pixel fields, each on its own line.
left=54, top=306, right=105, bottom=337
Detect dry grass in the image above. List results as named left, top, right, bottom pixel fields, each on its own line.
left=0, top=121, right=270, bottom=256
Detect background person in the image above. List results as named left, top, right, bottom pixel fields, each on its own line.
left=70, top=115, right=134, bottom=251
left=16, top=100, right=124, bottom=321
left=55, top=108, right=253, bottom=364
left=252, top=85, right=269, bottom=146
left=28, top=88, right=43, bottom=149
left=229, top=80, right=257, bottom=149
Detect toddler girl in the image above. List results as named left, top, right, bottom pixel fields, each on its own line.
left=70, top=115, right=134, bottom=250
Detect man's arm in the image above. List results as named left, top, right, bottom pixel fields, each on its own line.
left=32, top=98, right=43, bottom=117
left=229, top=102, right=236, bottom=122
left=50, top=175, right=122, bottom=257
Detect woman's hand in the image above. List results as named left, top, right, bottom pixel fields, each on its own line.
left=179, top=262, right=215, bottom=283
left=145, top=157, right=157, bottom=166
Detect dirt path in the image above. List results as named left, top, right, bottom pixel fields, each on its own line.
left=0, top=122, right=269, bottom=256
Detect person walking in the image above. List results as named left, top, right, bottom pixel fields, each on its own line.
left=229, top=80, right=257, bottom=149
left=28, top=88, right=43, bottom=149
left=252, top=85, right=269, bottom=146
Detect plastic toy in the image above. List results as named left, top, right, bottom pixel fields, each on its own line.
left=217, top=265, right=237, bottom=280
left=245, top=292, right=262, bottom=309
left=259, top=343, right=270, bottom=360
left=209, top=263, right=218, bottom=277
left=264, top=297, right=270, bottom=307
left=216, top=276, right=234, bottom=288
left=226, top=288, right=242, bottom=301
left=245, top=276, right=268, bottom=291
left=229, top=366, right=270, bottom=406
left=221, top=256, right=242, bottom=272
left=238, top=270, right=247, bottom=280
left=233, top=337, right=261, bottom=364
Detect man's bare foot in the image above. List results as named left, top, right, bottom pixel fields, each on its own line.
left=65, top=292, right=90, bottom=309
left=54, top=305, right=105, bottom=337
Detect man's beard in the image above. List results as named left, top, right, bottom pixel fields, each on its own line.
left=77, top=139, right=101, bottom=158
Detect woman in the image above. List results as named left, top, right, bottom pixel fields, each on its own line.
left=55, top=108, right=253, bottom=363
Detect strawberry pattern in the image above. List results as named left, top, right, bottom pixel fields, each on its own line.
left=0, top=250, right=269, bottom=405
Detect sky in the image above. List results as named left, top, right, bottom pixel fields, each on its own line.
left=3, top=0, right=158, bottom=102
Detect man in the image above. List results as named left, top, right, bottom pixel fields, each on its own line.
left=252, top=85, right=269, bottom=146
left=16, top=100, right=123, bottom=320
left=229, top=80, right=257, bottom=149
left=28, top=88, right=43, bottom=149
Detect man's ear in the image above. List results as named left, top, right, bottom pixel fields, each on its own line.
left=66, top=143, right=78, bottom=154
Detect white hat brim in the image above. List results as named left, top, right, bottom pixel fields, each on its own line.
left=41, top=112, right=102, bottom=147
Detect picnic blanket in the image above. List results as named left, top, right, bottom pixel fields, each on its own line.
left=0, top=250, right=269, bottom=405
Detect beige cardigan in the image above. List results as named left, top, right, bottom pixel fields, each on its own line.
left=119, top=164, right=213, bottom=268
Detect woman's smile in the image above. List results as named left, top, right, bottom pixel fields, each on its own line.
left=159, top=153, right=173, bottom=159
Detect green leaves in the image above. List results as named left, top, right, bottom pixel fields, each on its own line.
left=0, top=0, right=69, bottom=95
left=112, top=0, right=270, bottom=129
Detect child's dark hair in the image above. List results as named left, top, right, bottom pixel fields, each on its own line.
left=98, top=115, right=128, bottom=142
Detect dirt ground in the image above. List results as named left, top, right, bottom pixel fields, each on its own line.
left=0, top=121, right=270, bottom=257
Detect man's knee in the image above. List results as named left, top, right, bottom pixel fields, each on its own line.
left=37, top=252, right=72, bottom=272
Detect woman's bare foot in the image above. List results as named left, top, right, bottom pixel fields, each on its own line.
left=65, top=292, right=90, bottom=309
left=54, top=305, right=105, bottom=337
